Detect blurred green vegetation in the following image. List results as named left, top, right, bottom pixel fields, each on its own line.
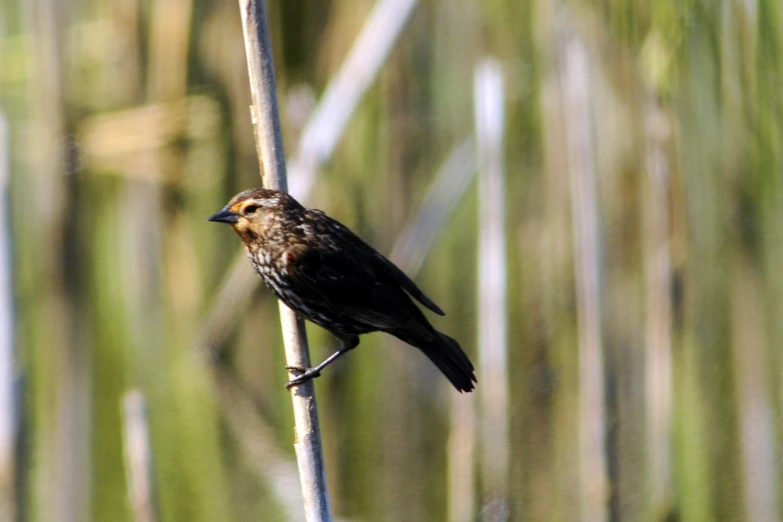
left=1, top=0, right=782, bottom=521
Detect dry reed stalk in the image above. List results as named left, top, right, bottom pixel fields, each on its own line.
left=287, top=0, right=419, bottom=201
left=730, top=257, right=779, bottom=522
left=560, top=36, right=608, bottom=522
left=390, top=138, right=475, bottom=274
left=643, top=99, right=674, bottom=518
left=474, top=57, right=509, bottom=522
left=122, top=390, right=158, bottom=522
left=26, top=0, right=91, bottom=519
left=0, top=113, right=15, bottom=522
left=237, top=0, right=332, bottom=519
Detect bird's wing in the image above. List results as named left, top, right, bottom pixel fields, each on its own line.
left=285, top=244, right=424, bottom=331
left=367, top=251, right=445, bottom=316
left=308, top=210, right=446, bottom=316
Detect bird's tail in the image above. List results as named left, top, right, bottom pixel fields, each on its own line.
left=392, top=329, right=477, bottom=392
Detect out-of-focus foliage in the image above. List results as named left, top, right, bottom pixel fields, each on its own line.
left=1, top=0, right=782, bottom=520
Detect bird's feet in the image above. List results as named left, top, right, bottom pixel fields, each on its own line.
left=284, top=365, right=322, bottom=389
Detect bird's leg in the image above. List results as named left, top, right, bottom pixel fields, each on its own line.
left=285, top=335, right=359, bottom=389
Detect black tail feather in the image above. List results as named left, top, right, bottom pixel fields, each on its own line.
left=392, top=329, right=477, bottom=392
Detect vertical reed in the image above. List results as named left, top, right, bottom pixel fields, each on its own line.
left=0, top=113, right=15, bottom=522
left=474, top=58, right=509, bottom=521
left=560, top=35, right=608, bottom=522
left=237, top=0, right=331, bottom=519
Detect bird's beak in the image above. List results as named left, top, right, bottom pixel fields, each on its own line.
left=207, top=207, right=239, bottom=224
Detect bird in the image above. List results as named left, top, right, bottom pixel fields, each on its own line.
left=208, top=187, right=476, bottom=392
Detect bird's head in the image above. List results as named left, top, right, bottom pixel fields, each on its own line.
left=208, top=187, right=302, bottom=244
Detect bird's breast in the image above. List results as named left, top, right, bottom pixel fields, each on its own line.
left=246, top=246, right=374, bottom=336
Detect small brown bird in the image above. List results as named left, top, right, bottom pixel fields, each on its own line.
left=208, top=188, right=476, bottom=392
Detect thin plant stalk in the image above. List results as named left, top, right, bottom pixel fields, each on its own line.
left=643, top=99, right=673, bottom=518
left=474, top=58, right=509, bottom=521
left=0, top=114, right=15, bottom=522
left=122, top=390, right=158, bottom=522
left=287, top=0, right=419, bottom=201
left=730, top=257, right=779, bottom=522
left=560, top=36, right=608, bottom=522
left=25, top=0, right=91, bottom=520
left=390, top=138, right=475, bottom=274
left=447, top=392, right=476, bottom=522
left=237, top=0, right=332, bottom=519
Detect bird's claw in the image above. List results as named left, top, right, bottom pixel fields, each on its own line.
left=284, top=366, right=321, bottom=389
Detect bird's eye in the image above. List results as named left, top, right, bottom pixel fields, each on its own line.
left=243, top=204, right=261, bottom=215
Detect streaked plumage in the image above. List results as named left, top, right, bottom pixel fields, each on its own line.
left=208, top=187, right=476, bottom=392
